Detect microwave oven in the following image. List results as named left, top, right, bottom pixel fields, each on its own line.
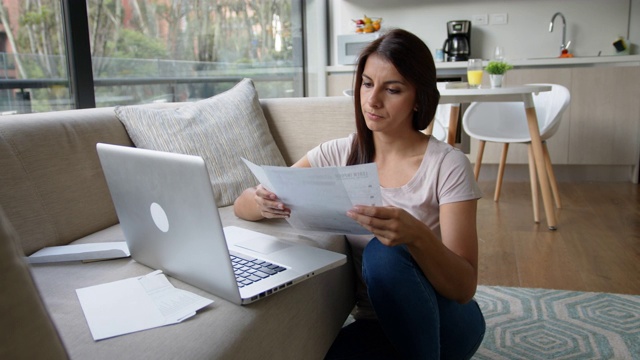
left=337, top=33, right=381, bottom=65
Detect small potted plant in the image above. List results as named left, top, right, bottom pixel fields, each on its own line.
left=485, top=60, right=513, bottom=88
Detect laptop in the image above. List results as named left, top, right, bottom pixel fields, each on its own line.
left=96, top=143, right=346, bottom=305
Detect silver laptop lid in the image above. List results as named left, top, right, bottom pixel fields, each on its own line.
left=96, top=143, right=242, bottom=304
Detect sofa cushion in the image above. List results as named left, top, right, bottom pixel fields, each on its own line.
left=115, top=78, right=286, bottom=207
left=0, top=206, right=68, bottom=359
left=30, top=207, right=355, bottom=359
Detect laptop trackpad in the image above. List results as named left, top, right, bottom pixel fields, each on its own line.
left=236, top=238, right=292, bottom=255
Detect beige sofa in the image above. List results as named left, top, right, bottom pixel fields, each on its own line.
left=0, top=95, right=358, bottom=359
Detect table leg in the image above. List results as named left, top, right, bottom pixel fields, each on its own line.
left=447, top=104, right=460, bottom=145
left=527, top=144, right=540, bottom=223
left=523, top=95, right=557, bottom=230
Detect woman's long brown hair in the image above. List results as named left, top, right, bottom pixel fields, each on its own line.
left=347, top=28, right=441, bottom=166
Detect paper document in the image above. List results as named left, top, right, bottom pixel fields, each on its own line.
left=242, top=158, right=382, bottom=234
left=27, top=242, right=130, bottom=264
left=76, top=270, right=213, bottom=340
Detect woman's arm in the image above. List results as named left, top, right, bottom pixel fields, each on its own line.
left=233, top=156, right=312, bottom=221
left=346, top=199, right=479, bottom=303
left=409, top=200, right=478, bottom=303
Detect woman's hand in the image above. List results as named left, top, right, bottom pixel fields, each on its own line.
left=234, top=155, right=310, bottom=222
left=254, top=184, right=291, bottom=219
left=347, top=205, right=426, bottom=246
left=348, top=201, right=479, bottom=303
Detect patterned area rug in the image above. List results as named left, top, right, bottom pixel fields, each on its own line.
left=473, top=286, right=640, bottom=360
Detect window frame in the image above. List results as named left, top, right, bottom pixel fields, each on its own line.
left=62, top=0, right=95, bottom=109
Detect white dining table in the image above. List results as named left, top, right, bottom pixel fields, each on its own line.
left=438, top=84, right=558, bottom=230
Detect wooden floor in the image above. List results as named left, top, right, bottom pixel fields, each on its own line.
left=476, top=181, right=640, bottom=295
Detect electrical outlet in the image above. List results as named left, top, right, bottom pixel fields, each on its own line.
left=472, top=14, right=488, bottom=26
left=490, top=13, right=508, bottom=25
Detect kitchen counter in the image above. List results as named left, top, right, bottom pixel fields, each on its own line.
left=327, top=54, right=640, bottom=77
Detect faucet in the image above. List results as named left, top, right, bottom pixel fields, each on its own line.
left=549, top=12, right=569, bottom=55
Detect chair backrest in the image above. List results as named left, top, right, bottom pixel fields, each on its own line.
left=430, top=103, right=451, bottom=141
left=462, top=83, right=570, bottom=143
left=528, top=83, right=571, bottom=140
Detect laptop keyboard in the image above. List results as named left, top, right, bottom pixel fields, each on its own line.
left=230, top=253, right=287, bottom=288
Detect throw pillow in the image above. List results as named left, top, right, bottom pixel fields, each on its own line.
left=114, top=78, right=286, bottom=207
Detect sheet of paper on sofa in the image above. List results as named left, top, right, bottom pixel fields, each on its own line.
left=27, top=242, right=130, bottom=264
left=76, top=270, right=213, bottom=341
left=242, top=158, right=381, bottom=235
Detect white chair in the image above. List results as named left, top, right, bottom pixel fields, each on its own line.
left=462, top=83, right=570, bottom=222
left=424, top=104, right=452, bottom=142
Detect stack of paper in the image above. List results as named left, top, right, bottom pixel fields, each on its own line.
left=76, top=270, right=213, bottom=340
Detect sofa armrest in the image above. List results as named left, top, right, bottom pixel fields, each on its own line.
left=0, top=206, right=68, bottom=359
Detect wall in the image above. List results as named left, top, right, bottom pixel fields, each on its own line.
left=329, top=0, right=637, bottom=65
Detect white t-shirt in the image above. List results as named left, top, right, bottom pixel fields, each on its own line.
left=307, top=133, right=482, bottom=319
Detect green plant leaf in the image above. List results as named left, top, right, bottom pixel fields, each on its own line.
left=485, top=61, right=514, bottom=75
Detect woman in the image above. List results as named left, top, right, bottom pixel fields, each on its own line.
left=234, top=28, right=485, bottom=359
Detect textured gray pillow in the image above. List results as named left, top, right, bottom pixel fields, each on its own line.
left=115, top=78, right=286, bottom=207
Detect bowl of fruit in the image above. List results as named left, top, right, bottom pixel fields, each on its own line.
left=353, top=15, right=382, bottom=33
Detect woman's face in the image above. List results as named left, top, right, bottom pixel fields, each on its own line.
left=360, top=53, right=417, bottom=134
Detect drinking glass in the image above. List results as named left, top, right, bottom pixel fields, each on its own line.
left=494, top=46, right=505, bottom=61
left=467, top=59, right=483, bottom=88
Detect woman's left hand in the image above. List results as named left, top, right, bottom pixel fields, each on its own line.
left=346, top=205, right=425, bottom=247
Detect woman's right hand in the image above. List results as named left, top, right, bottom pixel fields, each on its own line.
left=234, top=155, right=309, bottom=221
left=254, top=184, right=291, bottom=219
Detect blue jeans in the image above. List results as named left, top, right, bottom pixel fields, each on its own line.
left=325, top=238, right=485, bottom=360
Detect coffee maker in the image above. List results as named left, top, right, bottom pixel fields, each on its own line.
left=442, top=20, right=471, bottom=62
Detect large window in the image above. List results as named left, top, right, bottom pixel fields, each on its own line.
left=0, top=0, right=304, bottom=114
left=0, top=0, right=69, bottom=113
